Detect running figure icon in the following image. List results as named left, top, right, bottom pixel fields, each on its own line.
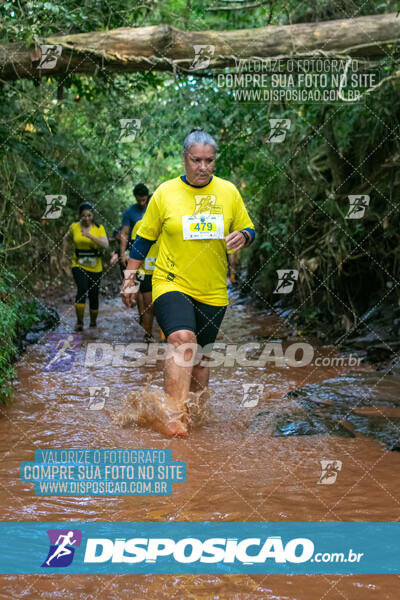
left=42, top=333, right=82, bottom=372
left=318, top=460, right=342, bottom=485
left=45, top=335, right=75, bottom=370
left=274, top=269, right=299, bottom=294
left=46, top=531, right=77, bottom=566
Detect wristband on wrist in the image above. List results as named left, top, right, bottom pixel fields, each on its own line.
left=241, top=230, right=250, bottom=246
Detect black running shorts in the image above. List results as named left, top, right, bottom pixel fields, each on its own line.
left=154, top=291, right=227, bottom=349
left=138, top=274, right=152, bottom=294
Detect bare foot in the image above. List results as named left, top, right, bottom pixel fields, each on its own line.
left=163, top=414, right=188, bottom=437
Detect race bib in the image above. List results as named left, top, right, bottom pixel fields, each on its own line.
left=182, top=214, right=224, bottom=240
left=78, top=256, right=97, bottom=267
left=144, top=256, right=157, bottom=271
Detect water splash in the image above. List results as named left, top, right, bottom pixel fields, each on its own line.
left=113, top=376, right=212, bottom=436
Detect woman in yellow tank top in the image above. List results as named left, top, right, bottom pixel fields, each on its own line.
left=61, top=202, right=108, bottom=331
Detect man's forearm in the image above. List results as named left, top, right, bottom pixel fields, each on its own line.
left=120, top=226, right=129, bottom=257
left=125, top=258, right=143, bottom=273
left=89, top=235, right=109, bottom=249
left=120, top=239, right=127, bottom=256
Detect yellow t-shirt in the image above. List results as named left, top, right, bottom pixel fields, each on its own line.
left=137, top=176, right=254, bottom=306
left=68, top=222, right=107, bottom=273
left=131, top=221, right=159, bottom=276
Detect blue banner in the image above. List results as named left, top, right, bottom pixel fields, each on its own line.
left=0, top=522, right=398, bottom=574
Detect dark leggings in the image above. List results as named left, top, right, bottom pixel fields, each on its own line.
left=72, top=267, right=102, bottom=310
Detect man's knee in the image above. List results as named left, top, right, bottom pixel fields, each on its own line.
left=167, top=330, right=199, bottom=366
left=168, top=329, right=197, bottom=347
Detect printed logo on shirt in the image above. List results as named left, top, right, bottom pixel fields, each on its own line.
left=193, top=195, right=217, bottom=217
left=166, top=257, right=175, bottom=269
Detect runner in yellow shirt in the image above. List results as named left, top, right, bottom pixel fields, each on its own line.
left=121, top=128, right=255, bottom=436
left=61, top=202, right=108, bottom=331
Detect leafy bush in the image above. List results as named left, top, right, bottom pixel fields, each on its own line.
left=0, top=272, right=44, bottom=403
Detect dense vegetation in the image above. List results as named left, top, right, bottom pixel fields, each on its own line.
left=0, top=271, right=57, bottom=402
left=1, top=0, right=399, bottom=400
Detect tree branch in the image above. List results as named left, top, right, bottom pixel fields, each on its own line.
left=206, top=1, right=272, bottom=11
left=0, top=13, right=398, bottom=81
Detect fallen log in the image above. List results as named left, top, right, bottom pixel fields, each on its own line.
left=0, top=13, right=399, bottom=81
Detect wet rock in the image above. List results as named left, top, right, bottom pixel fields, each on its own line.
left=378, top=357, right=400, bottom=376
left=25, top=331, right=42, bottom=344
left=365, top=341, right=400, bottom=363
left=339, top=301, right=400, bottom=370
left=22, top=302, right=59, bottom=347
left=248, top=372, right=400, bottom=450
left=251, top=408, right=354, bottom=438
left=342, top=332, right=381, bottom=348
left=35, top=304, right=59, bottom=330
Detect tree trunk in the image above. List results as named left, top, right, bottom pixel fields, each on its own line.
left=0, top=13, right=399, bottom=81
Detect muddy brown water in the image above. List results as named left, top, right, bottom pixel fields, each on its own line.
left=1, top=293, right=399, bottom=599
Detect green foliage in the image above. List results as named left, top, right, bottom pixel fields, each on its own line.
left=1, top=0, right=391, bottom=46
left=0, top=271, right=42, bottom=403
left=0, top=0, right=159, bottom=43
